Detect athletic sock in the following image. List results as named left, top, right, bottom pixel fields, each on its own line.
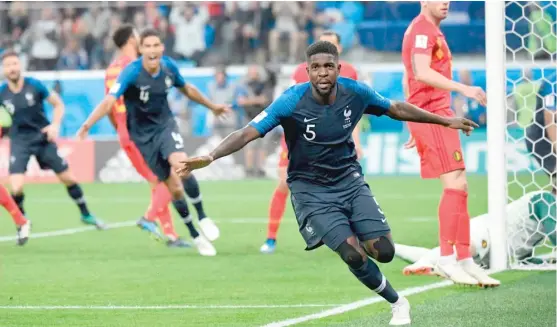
left=159, top=207, right=179, bottom=240
left=66, top=184, right=91, bottom=217
left=453, top=189, right=472, bottom=260
left=438, top=188, right=461, bottom=256
left=183, top=174, right=206, bottom=220
left=145, top=183, right=172, bottom=222
left=11, top=193, right=25, bottom=215
left=267, top=188, right=288, bottom=240
left=349, top=259, right=399, bottom=303
left=172, top=198, right=199, bottom=238
left=0, top=187, right=27, bottom=226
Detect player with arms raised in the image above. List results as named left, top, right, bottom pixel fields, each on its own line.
left=260, top=31, right=362, bottom=254
left=0, top=51, right=103, bottom=230
left=402, top=1, right=499, bottom=286
left=105, top=24, right=189, bottom=247
left=78, top=29, right=229, bottom=256
left=178, top=41, right=479, bottom=325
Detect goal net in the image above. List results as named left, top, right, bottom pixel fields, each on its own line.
left=502, top=1, right=556, bottom=270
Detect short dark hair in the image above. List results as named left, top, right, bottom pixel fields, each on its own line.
left=112, top=24, right=136, bottom=48
left=305, top=41, right=339, bottom=61
left=1, top=49, right=18, bottom=61
left=320, top=31, right=341, bottom=44
left=139, top=28, right=162, bottom=44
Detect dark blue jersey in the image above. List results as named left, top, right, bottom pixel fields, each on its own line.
left=0, top=77, right=51, bottom=143
left=108, top=56, right=186, bottom=144
left=249, top=77, right=391, bottom=191
left=528, top=72, right=556, bottom=141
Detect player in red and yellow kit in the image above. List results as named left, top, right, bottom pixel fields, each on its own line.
left=401, top=2, right=498, bottom=286
left=260, top=31, right=363, bottom=253
left=105, top=24, right=185, bottom=247
left=0, top=184, right=30, bottom=245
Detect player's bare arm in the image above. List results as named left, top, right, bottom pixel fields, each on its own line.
left=386, top=101, right=479, bottom=134
left=42, top=91, right=64, bottom=141
left=412, top=54, right=487, bottom=106
left=179, top=84, right=230, bottom=116
left=76, top=95, right=118, bottom=139
left=176, top=125, right=261, bottom=177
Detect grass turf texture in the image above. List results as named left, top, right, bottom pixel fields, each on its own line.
left=0, top=176, right=554, bottom=327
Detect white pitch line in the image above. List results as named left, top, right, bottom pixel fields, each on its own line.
left=0, top=217, right=435, bottom=243
left=261, top=280, right=454, bottom=327
left=0, top=304, right=342, bottom=310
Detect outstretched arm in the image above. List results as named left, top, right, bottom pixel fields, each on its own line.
left=178, top=83, right=229, bottom=115
left=76, top=95, right=117, bottom=139
left=210, top=125, right=261, bottom=161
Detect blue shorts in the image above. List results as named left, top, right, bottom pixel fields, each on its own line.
left=9, top=140, right=68, bottom=174
left=290, top=180, right=391, bottom=251
left=134, top=124, right=185, bottom=182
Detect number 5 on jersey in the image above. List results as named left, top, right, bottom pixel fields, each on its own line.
left=304, top=124, right=316, bottom=141
left=172, top=132, right=184, bottom=149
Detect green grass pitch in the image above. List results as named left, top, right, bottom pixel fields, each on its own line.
left=0, top=176, right=555, bottom=326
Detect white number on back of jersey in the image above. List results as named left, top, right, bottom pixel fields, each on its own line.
left=304, top=124, right=316, bottom=141
left=139, top=89, right=150, bottom=103
left=171, top=132, right=184, bottom=149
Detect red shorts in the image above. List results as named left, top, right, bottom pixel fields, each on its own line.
left=278, top=135, right=289, bottom=168
left=121, top=140, right=158, bottom=183
left=407, top=108, right=466, bottom=179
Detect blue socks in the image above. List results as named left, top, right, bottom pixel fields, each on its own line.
left=349, top=259, right=399, bottom=303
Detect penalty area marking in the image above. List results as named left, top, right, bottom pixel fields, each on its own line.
left=0, top=304, right=342, bottom=310
left=261, top=280, right=454, bottom=327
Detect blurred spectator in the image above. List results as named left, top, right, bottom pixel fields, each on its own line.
left=170, top=3, right=209, bottom=66
left=7, top=2, right=29, bottom=43
left=158, top=18, right=176, bottom=58
left=57, top=37, right=89, bottom=70
left=235, top=65, right=275, bottom=177
left=223, top=2, right=263, bottom=64
left=208, top=66, right=240, bottom=137
left=26, top=7, right=60, bottom=71
left=269, top=2, right=306, bottom=64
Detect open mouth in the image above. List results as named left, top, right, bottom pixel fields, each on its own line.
left=317, top=81, right=331, bottom=88
left=147, top=55, right=158, bottom=64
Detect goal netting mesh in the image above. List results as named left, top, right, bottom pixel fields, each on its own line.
left=504, top=0, right=556, bottom=270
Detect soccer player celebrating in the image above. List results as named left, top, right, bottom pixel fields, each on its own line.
left=397, top=190, right=556, bottom=274
left=260, top=31, right=362, bottom=254
left=525, top=72, right=556, bottom=193
left=177, top=41, right=479, bottom=325
left=0, top=51, right=103, bottom=229
left=77, top=29, right=229, bottom=256
left=401, top=1, right=499, bottom=286
left=105, top=24, right=188, bottom=248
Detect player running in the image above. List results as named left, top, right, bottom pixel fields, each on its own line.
left=260, top=31, right=363, bottom=254
left=401, top=1, right=499, bottom=287
left=177, top=41, right=479, bottom=325
left=0, top=51, right=104, bottom=229
left=397, top=190, right=556, bottom=274
left=78, top=29, right=228, bottom=256
left=525, top=72, right=556, bottom=193
left=105, top=24, right=189, bottom=248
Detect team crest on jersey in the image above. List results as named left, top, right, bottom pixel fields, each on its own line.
left=481, top=239, right=488, bottom=249
left=435, top=37, right=445, bottom=60
left=343, top=106, right=352, bottom=129
left=25, top=92, right=35, bottom=106
left=453, top=150, right=463, bottom=162
left=2, top=100, right=15, bottom=114
left=165, top=76, right=172, bottom=90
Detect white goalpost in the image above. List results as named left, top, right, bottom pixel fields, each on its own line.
left=485, top=0, right=508, bottom=273
left=487, top=0, right=556, bottom=271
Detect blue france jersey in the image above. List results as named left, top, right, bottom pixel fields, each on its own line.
left=109, top=56, right=186, bottom=144
left=249, top=77, right=391, bottom=190
left=0, top=77, right=51, bottom=143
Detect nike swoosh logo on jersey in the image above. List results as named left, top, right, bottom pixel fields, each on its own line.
left=304, top=117, right=317, bottom=123
left=381, top=217, right=386, bottom=223
left=140, top=86, right=151, bottom=91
